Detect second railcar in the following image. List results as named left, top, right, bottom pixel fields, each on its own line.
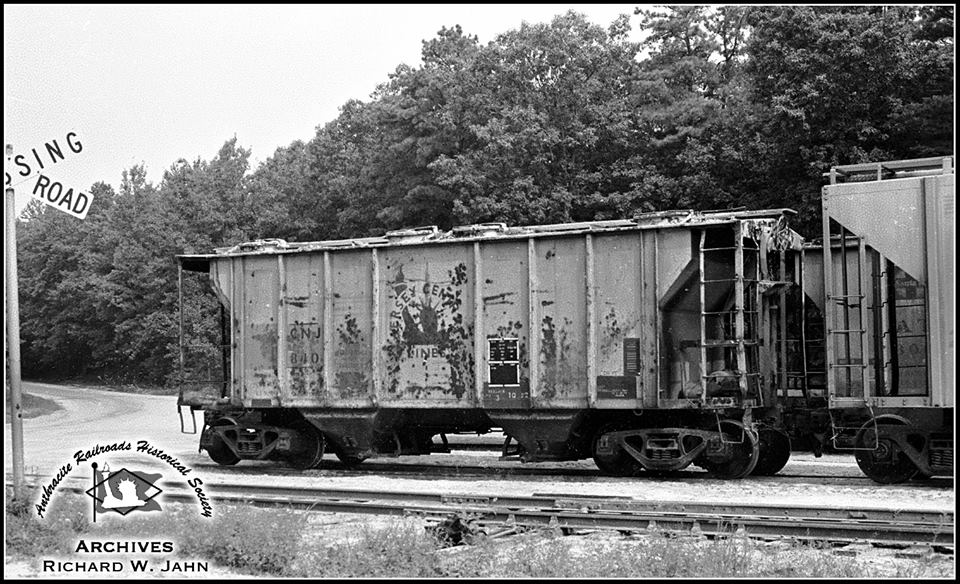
left=802, top=157, right=954, bottom=483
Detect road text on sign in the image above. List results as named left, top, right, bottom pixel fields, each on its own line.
left=31, top=174, right=94, bottom=219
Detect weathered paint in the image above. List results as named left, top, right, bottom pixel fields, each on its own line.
left=481, top=240, right=530, bottom=408
left=593, top=234, right=645, bottom=406
left=282, top=254, right=325, bottom=402
left=380, top=245, right=475, bottom=403
left=330, top=250, right=373, bottom=400
left=186, top=210, right=808, bottom=412
left=241, top=258, right=279, bottom=404
left=535, top=237, right=587, bottom=406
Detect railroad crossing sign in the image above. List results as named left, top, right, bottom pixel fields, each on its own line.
left=5, top=133, right=94, bottom=219
left=4, top=133, right=94, bottom=499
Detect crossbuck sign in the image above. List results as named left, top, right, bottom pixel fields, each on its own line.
left=6, top=132, right=94, bottom=219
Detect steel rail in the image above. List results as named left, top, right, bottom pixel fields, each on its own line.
left=10, top=478, right=953, bottom=548
left=188, top=493, right=956, bottom=547
left=187, top=460, right=954, bottom=488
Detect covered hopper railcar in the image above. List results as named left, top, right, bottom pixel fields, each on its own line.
left=799, top=157, right=954, bottom=483
left=177, top=209, right=807, bottom=478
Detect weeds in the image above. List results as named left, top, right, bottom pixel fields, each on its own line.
left=6, top=495, right=952, bottom=579
left=288, top=517, right=440, bottom=577
left=5, top=491, right=89, bottom=558
left=108, top=504, right=308, bottom=575
left=433, top=528, right=952, bottom=579
left=3, top=391, right=63, bottom=421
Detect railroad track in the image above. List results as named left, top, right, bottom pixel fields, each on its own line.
left=10, top=477, right=954, bottom=549
left=191, top=459, right=954, bottom=488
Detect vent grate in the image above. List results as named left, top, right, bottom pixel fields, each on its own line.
left=623, top=338, right=641, bottom=375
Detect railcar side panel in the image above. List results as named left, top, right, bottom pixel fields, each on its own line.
left=379, top=243, right=476, bottom=407
left=533, top=236, right=588, bottom=408
left=593, top=233, right=647, bottom=409
left=237, top=256, right=279, bottom=406
left=479, top=240, right=531, bottom=409
left=280, top=253, right=326, bottom=406
left=329, top=249, right=375, bottom=405
left=925, top=174, right=954, bottom=408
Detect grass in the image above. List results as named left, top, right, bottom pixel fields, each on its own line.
left=4, top=391, right=63, bottom=422
left=58, top=378, right=175, bottom=396
left=6, top=491, right=953, bottom=579
left=6, top=491, right=306, bottom=576
left=288, top=518, right=442, bottom=577
left=14, top=374, right=175, bottom=395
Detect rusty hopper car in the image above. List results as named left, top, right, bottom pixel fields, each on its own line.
left=177, top=208, right=806, bottom=479
left=806, top=156, right=954, bottom=483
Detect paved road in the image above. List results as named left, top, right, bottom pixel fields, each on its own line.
left=4, top=382, right=206, bottom=481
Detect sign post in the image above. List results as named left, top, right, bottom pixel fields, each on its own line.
left=5, top=143, right=26, bottom=498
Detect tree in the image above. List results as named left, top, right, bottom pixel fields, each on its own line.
left=429, top=11, right=646, bottom=225
left=742, top=6, right=954, bottom=234
left=246, top=140, right=315, bottom=241
left=17, top=182, right=119, bottom=377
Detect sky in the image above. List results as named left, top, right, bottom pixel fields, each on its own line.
left=5, top=3, right=646, bottom=216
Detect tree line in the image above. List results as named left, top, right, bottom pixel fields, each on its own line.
left=15, top=6, right=953, bottom=387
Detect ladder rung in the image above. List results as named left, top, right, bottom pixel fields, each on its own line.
left=830, top=364, right=866, bottom=369
left=701, top=340, right=758, bottom=347
left=830, top=329, right=866, bottom=334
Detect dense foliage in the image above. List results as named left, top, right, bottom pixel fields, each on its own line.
left=15, top=6, right=953, bottom=386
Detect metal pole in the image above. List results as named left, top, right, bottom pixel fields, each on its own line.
left=5, top=143, right=27, bottom=498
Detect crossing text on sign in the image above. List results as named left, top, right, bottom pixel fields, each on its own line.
left=9, top=133, right=83, bottom=178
